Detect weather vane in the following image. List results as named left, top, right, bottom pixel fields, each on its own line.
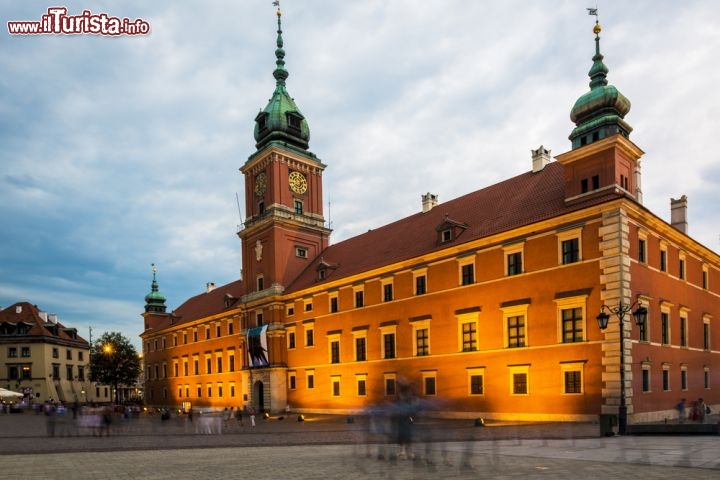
left=587, top=6, right=598, bottom=21
left=272, top=0, right=281, bottom=15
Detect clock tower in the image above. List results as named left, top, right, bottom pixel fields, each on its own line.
left=239, top=7, right=331, bottom=305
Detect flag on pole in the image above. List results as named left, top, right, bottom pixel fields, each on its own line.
left=587, top=8, right=598, bottom=16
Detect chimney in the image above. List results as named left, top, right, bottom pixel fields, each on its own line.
left=206, top=282, right=216, bottom=293
left=531, top=145, right=551, bottom=172
left=15, top=305, right=22, bottom=314
left=670, top=195, right=688, bottom=234
left=48, top=313, right=57, bottom=323
left=421, top=192, right=438, bottom=213
left=39, top=311, right=48, bottom=322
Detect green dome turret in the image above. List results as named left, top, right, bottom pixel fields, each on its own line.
left=253, top=7, right=310, bottom=151
left=144, top=264, right=167, bottom=314
left=569, top=20, right=632, bottom=149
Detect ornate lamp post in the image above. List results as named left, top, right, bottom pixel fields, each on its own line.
left=596, top=297, right=648, bottom=435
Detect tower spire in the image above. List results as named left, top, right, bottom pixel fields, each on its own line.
left=273, top=4, right=288, bottom=88
left=144, top=263, right=167, bottom=314
left=568, top=11, right=632, bottom=149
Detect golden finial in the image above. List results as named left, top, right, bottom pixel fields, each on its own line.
left=593, top=22, right=602, bottom=35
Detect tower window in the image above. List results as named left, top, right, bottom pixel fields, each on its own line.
left=592, top=175, right=600, bottom=190
left=581, top=179, right=588, bottom=193
left=294, top=200, right=303, bottom=215
left=287, top=113, right=302, bottom=130
left=296, top=247, right=307, bottom=258
left=258, top=201, right=265, bottom=214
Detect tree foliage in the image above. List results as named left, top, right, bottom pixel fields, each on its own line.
left=89, top=331, right=141, bottom=403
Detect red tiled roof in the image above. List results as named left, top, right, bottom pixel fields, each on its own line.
left=147, top=279, right=245, bottom=330
left=286, top=162, right=624, bottom=293
left=0, top=302, right=89, bottom=346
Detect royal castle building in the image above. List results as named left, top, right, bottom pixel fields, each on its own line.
left=141, top=10, right=718, bottom=425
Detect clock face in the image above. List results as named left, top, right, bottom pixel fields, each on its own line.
left=288, top=171, right=307, bottom=194
left=254, top=172, right=267, bottom=196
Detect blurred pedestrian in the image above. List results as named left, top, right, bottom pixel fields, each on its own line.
left=676, top=398, right=686, bottom=423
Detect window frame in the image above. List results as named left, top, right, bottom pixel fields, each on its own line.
left=509, top=365, right=530, bottom=396
left=560, top=362, right=584, bottom=395
left=502, top=303, right=529, bottom=348
left=557, top=227, right=582, bottom=265
left=554, top=293, right=588, bottom=344
left=467, top=367, right=485, bottom=396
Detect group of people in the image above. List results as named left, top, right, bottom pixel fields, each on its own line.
left=675, top=397, right=712, bottom=423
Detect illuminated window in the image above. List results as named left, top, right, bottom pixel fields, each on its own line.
left=288, top=372, right=296, bottom=390
left=329, top=293, right=339, bottom=313
left=555, top=290, right=588, bottom=344
left=457, top=309, right=479, bottom=352
left=287, top=329, right=296, bottom=349
left=354, top=287, right=364, bottom=308
left=460, top=263, right=474, bottom=285
left=306, top=369, right=315, bottom=389
left=329, top=339, right=340, bottom=364
left=510, top=366, right=529, bottom=396
left=468, top=368, right=484, bottom=395
left=382, top=280, right=393, bottom=302
left=558, top=228, right=582, bottom=265
left=331, top=377, right=340, bottom=397
left=353, top=330, right=367, bottom=361
left=380, top=323, right=397, bottom=359
left=304, top=321, right=314, bottom=347
left=502, top=302, right=529, bottom=348
left=356, top=375, right=367, bottom=396
left=561, top=362, right=584, bottom=394
left=414, top=269, right=427, bottom=295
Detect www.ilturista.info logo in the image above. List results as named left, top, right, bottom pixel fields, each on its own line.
left=8, top=7, right=150, bottom=35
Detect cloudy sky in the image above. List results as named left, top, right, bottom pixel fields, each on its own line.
left=1, top=1, right=718, bottom=349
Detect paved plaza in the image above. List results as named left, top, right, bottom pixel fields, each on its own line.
left=0, top=411, right=718, bottom=479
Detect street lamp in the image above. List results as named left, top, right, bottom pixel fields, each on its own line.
left=596, top=296, right=648, bottom=435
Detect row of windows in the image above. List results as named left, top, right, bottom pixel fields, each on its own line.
left=145, top=322, right=236, bottom=353
left=638, top=310, right=712, bottom=350
left=641, top=366, right=712, bottom=393
left=637, top=236, right=711, bottom=289
left=146, top=352, right=237, bottom=380
left=4, top=346, right=85, bottom=361
left=287, top=236, right=582, bottom=316
left=147, top=382, right=238, bottom=401
left=287, top=365, right=586, bottom=397
left=5, top=364, right=86, bottom=382
left=287, top=302, right=590, bottom=362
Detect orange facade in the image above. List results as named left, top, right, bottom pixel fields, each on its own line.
left=140, top=15, right=718, bottom=423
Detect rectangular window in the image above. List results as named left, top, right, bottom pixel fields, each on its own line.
left=415, top=275, right=427, bottom=295
left=561, top=238, right=580, bottom=265
left=77, top=366, right=85, bottom=382
left=357, top=379, right=366, bottom=396
left=355, top=290, right=364, bottom=308
left=563, top=371, right=582, bottom=394
left=561, top=307, right=584, bottom=343
left=183, top=360, right=189, bottom=376
left=7, top=347, right=16, bottom=358
left=306, top=328, right=314, bottom=347
left=66, top=349, right=72, bottom=360
left=355, top=337, right=366, bottom=361
left=680, top=316, right=687, bottom=347
left=470, top=374, right=483, bottom=395
left=383, top=333, right=396, bottom=359
left=591, top=175, right=599, bottom=190
left=52, top=348, right=58, bottom=358
left=289, top=374, right=296, bottom=390
left=416, top=328, right=429, bottom=356
left=66, top=365, right=73, bottom=381
left=660, top=249, right=667, bottom=272
left=461, top=322, right=477, bottom=352
left=307, top=372, right=315, bottom=389
left=705, top=368, right=710, bottom=389
left=507, top=252, right=523, bottom=276
left=385, top=377, right=396, bottom=396
left=383, top=283, right=393, bottom=302
left=330, top=340, right=340, bottom=364
left=507, top=315, right=526, bottom=348
left=216, top=356, right=223, bottom=374
left=228, top=322, right=234, bottom=335
left=330, top=296, right=339, bottom=313
left=681, top=369, right=688, bottom=390
left=679, top=258, right=686, bottom=280
left=193, top=358, right=199, bottom=375
left=288, top=332, right=296, bottom=349
left=304, top=301, right=313, bottom=312
left=662, top=368, right=670, bottom=391
left=638, top=310, right=649, bottom=342
left=206, top=358, right=212, bottom=374
left=642, top=368, right=651, bottom=392
left=332, top=379, right=340, bottom=397
left=638, top=238, right=646, bottom=263
left=229, top=355, right=235, bottom=372
left=206, top=327, right=210, bottom=340
left=513, top=373, right=528, bottom=395
left=703, top=268, right=709, bottom=289
left=704, top=321, right=711, bottom=351
left=461, top=264, right=474, bottom=285
left=661, top=312, right=670, bottom=345
left=21, top=365, right=31, bottom=380
left=193, top=330, right=198, bottom=342
left=423, top=376, right=436, bottom=396
left=207, top=385, right=212, bottom=398
left=174, top=363, right=179, bottom=377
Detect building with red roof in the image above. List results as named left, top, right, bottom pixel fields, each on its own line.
left=141, top=12, right=718, bottom=429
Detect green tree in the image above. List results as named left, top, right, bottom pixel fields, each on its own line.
left=89, top=331, right=141, bottom=405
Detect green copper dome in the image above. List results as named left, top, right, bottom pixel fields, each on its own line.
left=569, top=21, right=632, bottom=149
left=254, top=9, right=310, bottom=151
left=144, top=264, right=167, bottom=314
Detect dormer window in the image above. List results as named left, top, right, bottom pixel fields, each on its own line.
left=287, top=112, right=303, bottom=131
left=296, top=247, right=308, bottom=258
left=255, top=112, right=268, bottom=132
left=435, top=215, right=468, bottom=245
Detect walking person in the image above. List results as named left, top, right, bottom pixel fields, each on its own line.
left=235, top=406, right=243, bottom=426
left=676, top=398, right=686, bottom=423
left=249, top=406, right=256, bottom=427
